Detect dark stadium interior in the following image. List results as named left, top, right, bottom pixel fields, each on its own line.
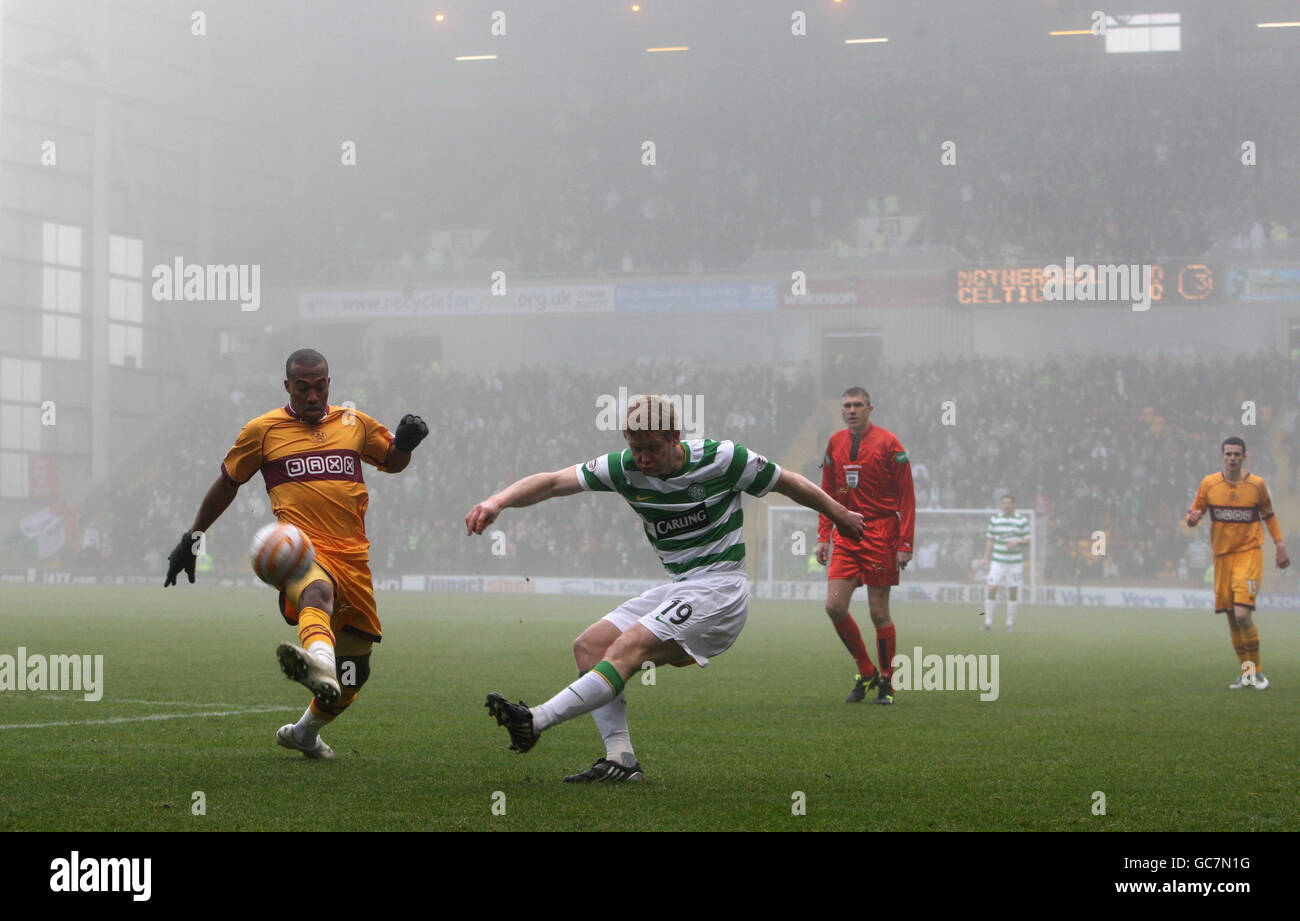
left=86, top=353, right=1296, bottom=591
left=3, top=0, right=1299, bottom=593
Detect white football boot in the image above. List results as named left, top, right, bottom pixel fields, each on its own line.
left=276, top=642, right=340, bottom=704
left=276, top=724, right=335, bottom=759
left=1252, top=673, right=1270, bottom=691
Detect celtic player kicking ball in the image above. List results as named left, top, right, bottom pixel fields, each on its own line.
left=466, top=394, right=865, bottom=782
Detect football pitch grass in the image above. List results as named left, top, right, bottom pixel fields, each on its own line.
left=1, top=585, right=1296, bottom=832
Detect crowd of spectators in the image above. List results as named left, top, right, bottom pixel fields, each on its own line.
left=76, top=353, right=1299, bottom=593
left=289, top=59, right=1300, bottom=279
left=881, top=351, right=1299, bottom=586
left=97, top=362, right=812, bottom=582
left=359, top=362, right=811, bottom=578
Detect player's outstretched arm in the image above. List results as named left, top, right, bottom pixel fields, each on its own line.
left=815, top=444, right=835, bottom=563
left=769, top=469, right=865, bottom=542
left=465, top=467, right=584, bottom=535
left=164, top=474, right=240, bottom=586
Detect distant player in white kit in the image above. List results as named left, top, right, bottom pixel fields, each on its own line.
left=466, top=395, right=865, bottom=782
left=981, top=494, right=1030, bottom=631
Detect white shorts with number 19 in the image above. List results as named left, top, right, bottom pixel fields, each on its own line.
left=601, top=571, right=749, bottom=667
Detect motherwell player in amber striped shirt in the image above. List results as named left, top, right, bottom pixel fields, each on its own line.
left=816, top=387, right=915, bottom=704
left=163, top=349, right=428, bottom=757
left=1187, top=436, right=1289, bottom=690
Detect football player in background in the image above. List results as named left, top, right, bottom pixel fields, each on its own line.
left=816, top=387, right=915, bottom=704
left=1186, top=437, right=1289, bottom=689
left=981, top=494, right=1031, bottom=632
left=467, top=394, right=864, bottom=782
left=164, top=349, right=428, bottom=756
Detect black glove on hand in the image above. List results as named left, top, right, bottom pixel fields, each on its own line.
left=164, top=530, right=198, bottom=586
left=394, top=414, right=429, bottom=453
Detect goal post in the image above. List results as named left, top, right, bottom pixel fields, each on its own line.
left=762, top=506, right=1037, bottom=601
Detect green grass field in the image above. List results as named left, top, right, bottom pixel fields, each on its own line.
left=1, top=585, right=1296, bottom=832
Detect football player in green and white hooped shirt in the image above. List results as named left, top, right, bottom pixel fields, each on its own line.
left=466, top=394, right=866, bottom=782
left=981, top=493, right=1031, bottom=631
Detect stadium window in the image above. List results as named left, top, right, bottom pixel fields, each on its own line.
left=108, top=235, right=144, bottom=367
left=0, top=451, right=27, bottom=498
left=41, top=222, right=83, bottom=359
left=1105, top=13, right=1181, bottom=53
left=0, top=358, right=42, bottom=455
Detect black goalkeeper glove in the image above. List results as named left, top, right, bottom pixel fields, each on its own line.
left=164, top=530, right=199, bottom=587
left=394, top=414, right=428, bottom=453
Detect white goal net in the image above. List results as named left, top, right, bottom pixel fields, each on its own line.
left=762, top=507, right=1037, bottom=602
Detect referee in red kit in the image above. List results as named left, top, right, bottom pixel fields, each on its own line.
left=815, top=387, right=915, bottom=704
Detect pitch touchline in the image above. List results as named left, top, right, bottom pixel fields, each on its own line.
left=33, top=695, right=255, bottom=708
left=0, top=705, right=297, bottom=731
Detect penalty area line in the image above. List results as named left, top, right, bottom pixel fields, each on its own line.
left=0, top=704, right=297, bottom=731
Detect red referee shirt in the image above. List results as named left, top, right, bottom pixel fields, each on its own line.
left=817, top=424, right=915, bottom=551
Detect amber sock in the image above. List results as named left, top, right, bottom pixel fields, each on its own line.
left=1240, top=624, right=1261, bottom=672
left=297, top=606, right=335, bottom=671
left=1229, top=624, right=1247, bottom=664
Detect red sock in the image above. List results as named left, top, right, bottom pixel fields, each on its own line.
left=833, top=615, right=876, bottom=677
left=876, top=622, right=897, bottom=678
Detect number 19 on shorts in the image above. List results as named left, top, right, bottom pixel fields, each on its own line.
left=653, top=599, right=693, bottom=626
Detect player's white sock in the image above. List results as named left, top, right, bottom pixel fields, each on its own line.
left=591, top=692, right=635, bottom=763
left=306, top=640, right=335, bottom=674
left=984, top=601, right=994, bottom=628
left=292, top=705, right=329, bottom=744
left=532, top=670, right=618, bottom=732
left=1006, top=602, right=1018, bottom=628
